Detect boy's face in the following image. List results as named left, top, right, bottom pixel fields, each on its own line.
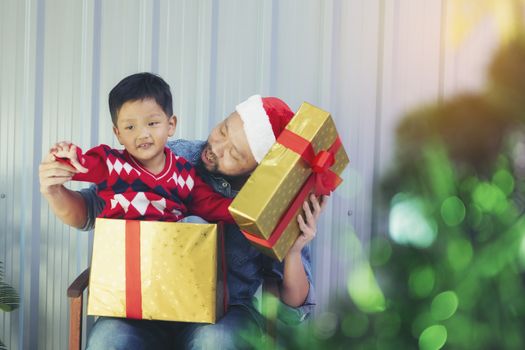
left=202, top=111, right=257, bottom=177
left=113, top=98, right=176, bottom=169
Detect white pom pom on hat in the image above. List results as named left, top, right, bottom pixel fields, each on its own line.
left=235, top=94, right=294, bottom=162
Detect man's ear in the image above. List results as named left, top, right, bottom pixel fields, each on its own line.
left=168, top=115, right=177, bottom=137
left=113, top=126, right=123, bottom=145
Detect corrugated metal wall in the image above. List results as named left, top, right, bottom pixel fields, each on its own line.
left=0, top=0, right=502, bottom=349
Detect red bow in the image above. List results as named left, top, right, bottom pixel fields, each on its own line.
left=277, top=129, right=342, bottom=195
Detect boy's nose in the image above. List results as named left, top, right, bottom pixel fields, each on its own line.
left=137, top=127, right=151, bottom=138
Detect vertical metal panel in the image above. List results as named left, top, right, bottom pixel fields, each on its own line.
left=36, top=1, right=96, bottom=348
left=314, top=0, right=383, bottom=308
left=441, top=6, right=501, bottom=97
left=0, top=0, right=39, bottom=349
left=96, top=0, right=154, bottom=147
left=1, top=1, right=21, bottom=347
left=0, top=1, right=16, bottom=346
left=157, top=0, right=214, bottom=140
left=210, top=0, right=274, bottom=124
left=270, top=0, right=325, bottom=107
left=377, top=0, right=444, bottom=176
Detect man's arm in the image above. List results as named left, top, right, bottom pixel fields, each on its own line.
left=280, top=194, right=327, bottom=307
left=39, top=151, right=88, bottom=229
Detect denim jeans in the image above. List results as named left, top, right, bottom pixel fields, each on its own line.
left=180, top=215, right=208, bottom=224
left=86, top=305, right=262, bottom=350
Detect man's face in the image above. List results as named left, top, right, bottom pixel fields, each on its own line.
left=201, top=112, right=257, bottom=177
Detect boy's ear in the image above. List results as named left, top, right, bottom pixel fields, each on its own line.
left=168, top=115, right=177, bottom=137
left=113, top=126, right=123, bottom=145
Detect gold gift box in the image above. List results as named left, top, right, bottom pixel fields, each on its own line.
left=229, top=102, right=349, bottom=261
left=87, top=218, right=225, bottom=323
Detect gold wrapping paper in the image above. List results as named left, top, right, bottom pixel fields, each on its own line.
left=87, top=218, right=224, bottom=323
left=229, top=102, right=349, bottom=261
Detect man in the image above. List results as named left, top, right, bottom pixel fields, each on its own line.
left=39, top=94, right=326, bottom=349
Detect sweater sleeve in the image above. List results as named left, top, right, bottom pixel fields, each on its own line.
left=55, top=144, right=110, bottom=184
left=186, top=171, right=235, bottom=223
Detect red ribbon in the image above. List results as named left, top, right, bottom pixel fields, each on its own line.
left=242, top=129, right=343, bottom=249
left=125, top=220, right=143, bottom=319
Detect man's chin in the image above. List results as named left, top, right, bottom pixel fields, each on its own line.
left=201, top=155, right=219, bottom=173
left=203, top=162, right=219, bottom=174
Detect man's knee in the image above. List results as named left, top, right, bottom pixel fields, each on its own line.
left=188, top=324, right=239, bottom=349
left=86, top=317, right=164, bottom=350
left=187, top=322, right=261, bottom=350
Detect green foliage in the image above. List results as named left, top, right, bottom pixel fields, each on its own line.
left=243, top=38, right=525, bottom=349
left=0, top=262, right=19, bottom=312
left=0, top=261, right=19, bottom=350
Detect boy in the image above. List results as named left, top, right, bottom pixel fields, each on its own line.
left=50, top=72, right=233, bottom=223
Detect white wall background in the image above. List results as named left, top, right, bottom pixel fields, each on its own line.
left=0, top=0, right=502, bottom=349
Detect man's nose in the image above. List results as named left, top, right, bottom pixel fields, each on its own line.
left=212, top=137, right=229, bottom=158
left=213, top=142, right=224, bottom=157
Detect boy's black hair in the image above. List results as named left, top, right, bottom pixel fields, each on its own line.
left=108, top=72, right=173, bottom=126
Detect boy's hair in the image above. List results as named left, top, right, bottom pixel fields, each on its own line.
left=108, top=72, right=173, bottom=126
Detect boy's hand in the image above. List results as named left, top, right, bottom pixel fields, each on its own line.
left=50, top=142, right=88, bottom=173
left=39, top=151, right=76, bottom=195
left=288, top=194, right=329, bottom=256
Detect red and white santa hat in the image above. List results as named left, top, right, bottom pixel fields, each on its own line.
left=235, top=94, right=294, bottom=162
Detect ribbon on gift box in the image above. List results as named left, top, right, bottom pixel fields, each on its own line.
left=241, top=129, right=343, bottom=249
left=123, top=220, right=229, bottom=319
left=125, top=220, right=143, bottom=319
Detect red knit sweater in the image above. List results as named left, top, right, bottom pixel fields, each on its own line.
left=61, top=144, right=233, bottom=223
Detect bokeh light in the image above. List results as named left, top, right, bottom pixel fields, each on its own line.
left=409, top=266, right=436, bottom=298
left=389, top=194, right=438, bottom=248
left=472, top=182, right=507, bottom=214
left=492, top=169, right=514, bottom=195
left=431, top=291, right=459, bottom=321
left=441, top=196, right=466, bottom=226
left=447, top=238, right=473, bottom=271
left=419, top=325, right=447, bottom=350
left=347, top=263, right=386, bottom=313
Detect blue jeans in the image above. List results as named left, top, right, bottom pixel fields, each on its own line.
left=86, top=305, right=262, bottom=349
left=180, top=215, right=208, bottom=224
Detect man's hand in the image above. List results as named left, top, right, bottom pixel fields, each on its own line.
left=288, top=194, right=328, bottom=255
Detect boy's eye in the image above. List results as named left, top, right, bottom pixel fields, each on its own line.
left=148, top=121, right=160, bottom=126
left=125, top=125, right=134, bottom=130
